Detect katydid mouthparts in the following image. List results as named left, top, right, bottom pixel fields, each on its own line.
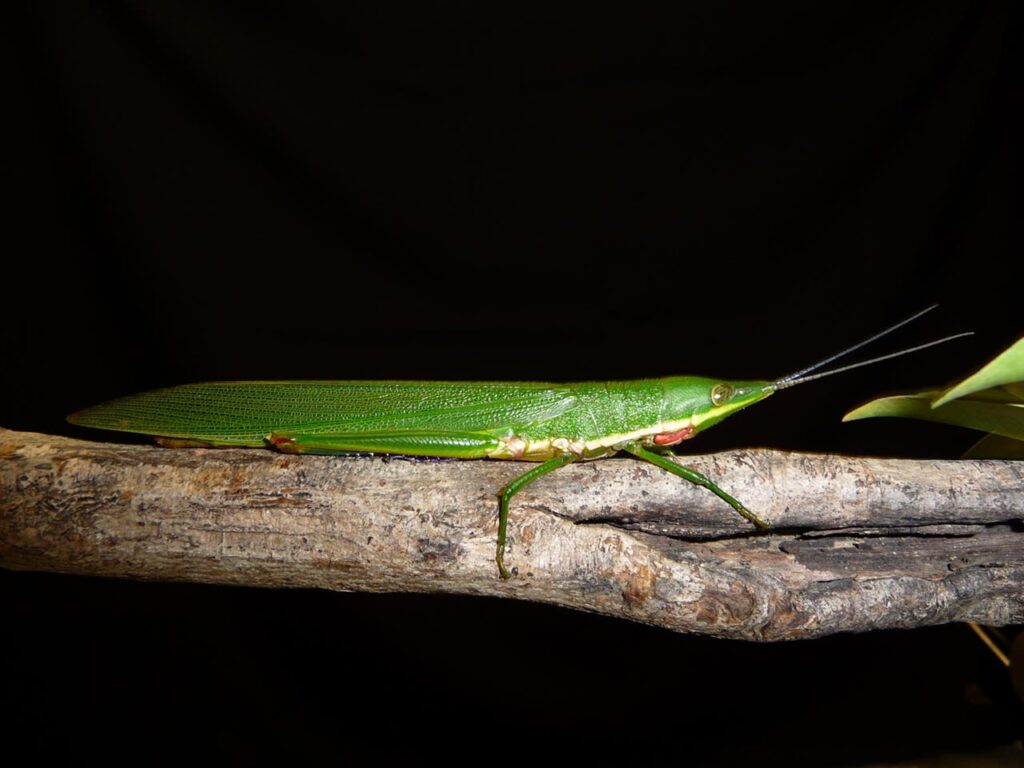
left=68, top=305, right=970, bottom=578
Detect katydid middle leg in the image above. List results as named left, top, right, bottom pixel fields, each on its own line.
left=497, top=453, right=577, bottom=578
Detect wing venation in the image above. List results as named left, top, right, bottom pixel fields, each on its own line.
left=68, top=381, right=580, bottom=444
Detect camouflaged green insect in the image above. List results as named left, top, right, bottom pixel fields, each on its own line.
left=69, top=306, right=969, bottom=578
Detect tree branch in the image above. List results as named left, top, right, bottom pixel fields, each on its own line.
left=2, top=427, right=1022, bottom=639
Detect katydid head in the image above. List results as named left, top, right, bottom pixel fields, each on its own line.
left=656, top=305, right=971, bottom=444
left=656, top=376, right=774, bottom=443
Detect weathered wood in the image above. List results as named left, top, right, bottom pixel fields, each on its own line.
left=2, top=427, right=1022, bottom=639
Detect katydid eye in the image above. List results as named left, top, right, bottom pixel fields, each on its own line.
left=710, top=383, right=735, bottom=407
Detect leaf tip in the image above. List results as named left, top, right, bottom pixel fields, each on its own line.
left=841, top=406, right=867, bottom=423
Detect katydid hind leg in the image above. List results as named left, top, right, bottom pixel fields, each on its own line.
left=622, top=442, right=769, bottom=529
left=497, top=454, right=577, bottom=579
left=267, top=430, right=500, bottom=458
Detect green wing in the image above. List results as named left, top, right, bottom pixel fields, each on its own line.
left=67, top=381, right=580, bottom=446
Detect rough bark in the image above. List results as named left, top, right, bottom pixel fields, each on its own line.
left=2, top=427, right=1022, bottom=639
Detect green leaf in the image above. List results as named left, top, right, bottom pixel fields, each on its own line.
left=843, top=392, right=1024, bottom=441
left=932, top=337, right=1024, bottom=407
left=961, top=433, right=1024, bottom=460
left=1005, top=382, right=1024, bottom=400
left=945, top=386, right=1024, bottom=404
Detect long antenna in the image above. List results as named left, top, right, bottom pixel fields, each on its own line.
left=773, top=304, right=941, bottom=387
left=770, top=332, right=973, bottom=391
left=766, top=305, right=972, bottom=392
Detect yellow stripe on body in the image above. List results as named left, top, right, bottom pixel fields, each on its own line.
left=485, top=418, right=693, bottom=461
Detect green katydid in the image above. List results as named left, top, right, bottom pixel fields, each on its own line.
left=68, top=305, right=969, bottom=578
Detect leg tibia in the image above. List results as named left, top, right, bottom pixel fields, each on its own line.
left=621, top=442, right=769, bottom=529
left=268, top=430, right=500, bottom=458
left=496, top=453, right=577, bottom=578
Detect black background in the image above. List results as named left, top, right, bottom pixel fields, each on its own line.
left=5, top=2, right=1021, bottom=763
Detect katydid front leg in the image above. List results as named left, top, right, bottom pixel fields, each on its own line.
left=621, top=442, right=769, bottom=529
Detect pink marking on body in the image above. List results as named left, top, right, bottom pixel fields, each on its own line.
left=652, top=425, right=695, bottom=446
left=506, top=436, right=527, bottom=458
